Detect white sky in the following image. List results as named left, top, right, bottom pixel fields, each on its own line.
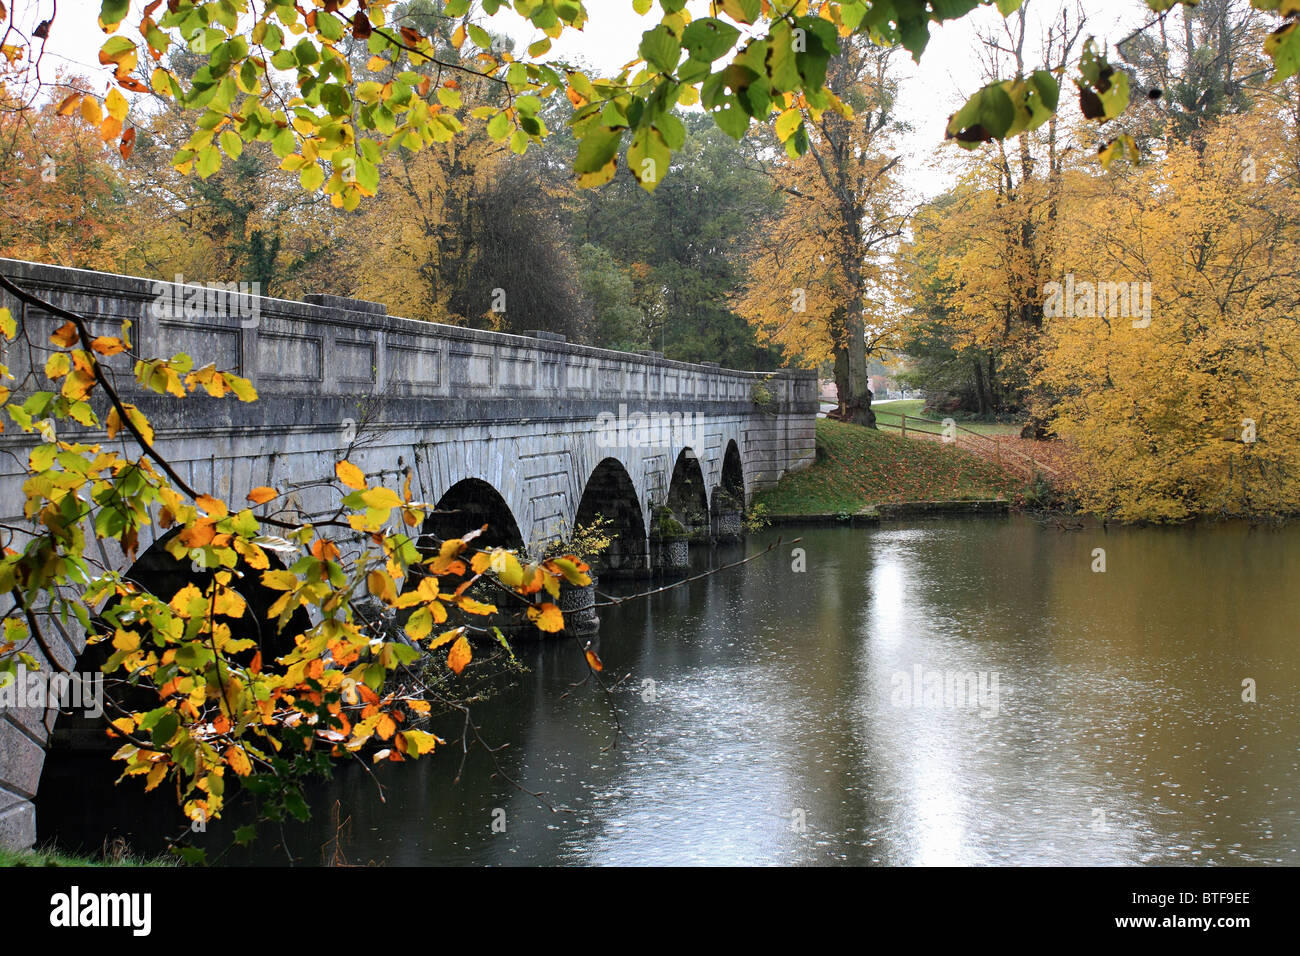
left=17, top=0, right=1155, bottom=199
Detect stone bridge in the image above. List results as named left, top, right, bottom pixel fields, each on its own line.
left=0, top=258, right=816, bottom=849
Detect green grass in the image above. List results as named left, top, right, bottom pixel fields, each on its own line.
left=0, top=844, right=174, bottom=867
left=756, top=419, right=1022, bottom=515
left=872, top=399, right=1023, bottom=437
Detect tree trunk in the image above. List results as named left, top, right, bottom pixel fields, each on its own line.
left=833, top=310, right=875, bottom=428
left=972, top=358, right=990, bottom=416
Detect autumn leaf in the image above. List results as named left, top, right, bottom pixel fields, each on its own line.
left=49, top=320, right=78, bottom=347
left=447, top=635, right=471, bottom=675
left=311, top=538, right=340, bottom=561
left=526, top=602, right=565, bottom=633
left=400, top=729, right=442, bottom=755
left=91, top=335, right=126, bottom=355
left=247, top=486, right=277, bottom=504
left=226, top=745, right=252, bottom=776
left=336, top=459, right=366, bottom=489
left=428, top=627, right=463, bottom=650
left=584, top=648, right=604, bottom=672
left=195, top=494, right=228, bottom=517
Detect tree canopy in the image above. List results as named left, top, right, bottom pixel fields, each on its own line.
left=5, top=1, right=1300, bottom=208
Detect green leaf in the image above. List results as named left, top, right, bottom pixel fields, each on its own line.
left=682, top=18, right=740, bottom=63
left=300, top=164, right=324, bottom=191
left=717, top=0, right=761, bottom=25
left=487, top=110, right=510, bottom=140
left=573, top=125, right=623, bottom=188
left=629, top=126, right=670, bottom=192
left=945, top=82, right=1016, bottom=145
left=151, top=709, right=180, bottom=748
left=1264, top=20, right=1300, bottom=82
left=639, top=25, right=681, bottom=73
left=219, top=129, right=243, bottom=159
left=195, top=145, right=222, bottom=178
left=712, top=102, right=749, bottom=140
left=98, top=0, right=129, bottom=28
left=656, top=111, right=686, bottom=150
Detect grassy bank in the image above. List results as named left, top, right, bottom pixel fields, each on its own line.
left=0, top=844, right=173, bottom=867
left=756, top=419, right=1023, bottom=516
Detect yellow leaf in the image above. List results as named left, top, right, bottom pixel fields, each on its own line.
left=336, top=459, right=366, bottom=489
left=105, top=87, right=128, bottom=122
left=44, top=352, right=70, bottom=379
left=110, top=716, right=136, bottom=735
left=428, top=627, right=463, bottom=650
left=213, top=588, right=247, bottom=619
left=405, top=605, right=433, bottom=640
left=261, top=569, right=299, bottom=591
left=400, top=729, right=443, bottom=755
left=360, top=486, right=402, bottom=510
left=585, top=648, right=604, bottom=672
left=455, top=596, right=497, bottom=616
left=80, top=95, right=103, bottom=126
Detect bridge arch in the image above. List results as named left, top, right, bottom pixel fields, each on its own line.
left=425, top=478, right=524, bottom=550
left=711, top=440, right=746, bottom=542
left=574, top=457, right=647, bottom=577
left=665, top=448, right=709, bottom=541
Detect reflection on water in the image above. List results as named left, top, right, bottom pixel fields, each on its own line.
left=38, top=517, right=1300, bottom=865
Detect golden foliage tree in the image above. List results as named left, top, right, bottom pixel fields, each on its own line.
left=1039, top=105, right=1300, bottom=521
left=734, top=39, right=908, bottom=426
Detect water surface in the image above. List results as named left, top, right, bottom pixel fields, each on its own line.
left=39, top=517, right=1300, bottom=865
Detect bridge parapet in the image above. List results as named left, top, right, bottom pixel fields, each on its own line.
left=0, top=258, right=817, bottom=417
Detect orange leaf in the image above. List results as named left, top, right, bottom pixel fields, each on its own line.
left=311, top=538, right=340, bottom=561
left=119, top=127, right=136, bottom=159
left=447, top=635, right=472, bottom=675
left=336, top=459, right=366, bottom=489
left=99, top=115, right=122, bottom=143
left=178, top=520, right=216, bottom=548
left=195, top=494, right=228, bottom=517
left=584, top=648, right=604, bottom=672
left=526, top=602, right=565, bottom=633
left=247, top=486, right=277, bottom=504
left=225, top=745, right=253, bottom=776
left=49, top=321, right=78, bottom=348
left=91, top=335, right=126, bottom=355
